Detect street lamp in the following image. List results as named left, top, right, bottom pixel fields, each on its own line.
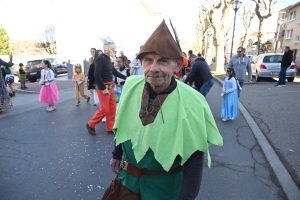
left=230, top=0, right=242, bottom=58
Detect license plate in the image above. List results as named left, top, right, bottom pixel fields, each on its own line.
left=30, top=72, right=37, bottom=75
left=271, top=72, right=279, bottom=75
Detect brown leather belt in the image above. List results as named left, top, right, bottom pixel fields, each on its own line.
left=121, top=161, right=184, bottom=178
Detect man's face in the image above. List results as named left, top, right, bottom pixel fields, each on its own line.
left=120, top=51, right=124, bottom=56
left=141, top=53, right=179, bottom=92
left=191, top=57, right=197, bottom=65
left=284, top=48, right=288, bottom=53
left=237, top=48, right=244, bottom=57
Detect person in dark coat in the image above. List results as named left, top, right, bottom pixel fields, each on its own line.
left=276, top=46, right=294, bottom=87
left=87, top=50, right=101, bottom=106
left=184, top=54, right=214, bottom=97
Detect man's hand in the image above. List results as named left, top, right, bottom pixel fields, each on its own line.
left=90, top=89, right=93, bottom=93
left=110, top=159, right=121, bottom=174
left=102, top=88, right=109, bottom=96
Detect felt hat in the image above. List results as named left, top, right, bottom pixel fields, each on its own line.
left=137, top=20, right=182, bottom=60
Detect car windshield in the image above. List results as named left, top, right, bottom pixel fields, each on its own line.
left=26, top=60, right=42, bottom=66
left=263, top=55, right=282, bottom=63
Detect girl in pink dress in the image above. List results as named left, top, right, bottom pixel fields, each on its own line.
left=38, top=60, right=59, bottom=111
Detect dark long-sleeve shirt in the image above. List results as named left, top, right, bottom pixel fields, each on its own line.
left=87, top=63, right=95, bottom=90
left=94, top=54, right=127, bottom=90
left=184, top=57, right=212, bottom=90
left=281, top=50, right=293, bottom=67
left=112, top=76, right=204, bottom=199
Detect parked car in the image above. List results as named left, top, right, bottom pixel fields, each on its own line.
left=25, top=58, right=67, bottom=82
left=251, top=53, right=296, bottom=82
left=246, top=55, right=257, bottom=62
left=44, top=57, right=67, bottom=77
left=25, top=59, right=43, bottom=82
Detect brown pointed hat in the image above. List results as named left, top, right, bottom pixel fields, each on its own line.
left=137, top=20, right=182, bottom=59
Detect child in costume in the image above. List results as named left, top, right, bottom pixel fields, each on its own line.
left=72, top=63, right=90, bottom=106
left=3, top=65, right=15, bottom=97
left=38, top=60, right=59, bottom=111
left=221, top=68, right=239, bottom=121
left=114, top=56, right=130, bottom=103
left=19, top=63, right=27, bottom=89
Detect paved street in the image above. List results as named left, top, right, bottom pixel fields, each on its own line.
left=0, top=75, right=299, bottom=199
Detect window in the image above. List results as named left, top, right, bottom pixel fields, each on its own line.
left=296, top=36, right=300, bottom=42
left=286, top=29, right=293, bottom=38
left=289, top=11, right=296, bottom=21
left=281, top=13, right=285, bottom=19
left=263, top=55, right=283, bottom=63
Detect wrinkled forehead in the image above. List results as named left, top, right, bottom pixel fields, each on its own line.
left=141, top=52, right=169, bottom=60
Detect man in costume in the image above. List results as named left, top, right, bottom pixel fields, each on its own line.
left=86, top=37, right=127, bottom=135
left=109, top=20, right=223, bottom=199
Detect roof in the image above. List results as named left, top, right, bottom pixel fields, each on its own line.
left=279, top=1, right=300, bottom=12
left=250, top=32, right=275, bottom=37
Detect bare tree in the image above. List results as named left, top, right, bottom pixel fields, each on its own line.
left=240, top=4, right=256, bottom=48
left=195, top=6, right=212, bottom=56
left=205, top=0, right=234, bottom=73
left=225, top=22, right=233, bottom=39
left=252, top=0, right=278, bottom=54
left=36, top=25, right=57, bottom=55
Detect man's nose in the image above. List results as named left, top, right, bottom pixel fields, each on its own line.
left=149, top=61, right=159, bottom=72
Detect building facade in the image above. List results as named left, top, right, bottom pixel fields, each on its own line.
left=274, top=1, right=300, bottom=65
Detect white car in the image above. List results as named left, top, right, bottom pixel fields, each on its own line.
left=251, top=53, right=296, bottom=82
left=246, top=55, right=257, bottom=62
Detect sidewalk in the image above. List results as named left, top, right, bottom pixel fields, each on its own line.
left=209, top=76, right=300, bottom=200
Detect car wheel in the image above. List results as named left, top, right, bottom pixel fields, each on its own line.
left=287, top=78, right=294, bottom=82
left=256, top=72, right=261, bottom=82
left=29, top=78, right=37, bottom=82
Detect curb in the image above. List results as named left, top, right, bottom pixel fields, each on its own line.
left=213, top=76, right=300, bottom=200
left=14, top=86, right=40, bottom=94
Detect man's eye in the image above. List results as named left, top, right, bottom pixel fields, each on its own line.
left=158, top=59, right=168, bottom=63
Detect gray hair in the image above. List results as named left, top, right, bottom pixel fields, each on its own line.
left=190, top=54, right=197, bottom=59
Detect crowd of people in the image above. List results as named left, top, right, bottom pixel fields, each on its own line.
left=1, top=18, right=276, bottom=199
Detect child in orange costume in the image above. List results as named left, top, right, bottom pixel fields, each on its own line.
left=72, top=63, right=90, bottom=106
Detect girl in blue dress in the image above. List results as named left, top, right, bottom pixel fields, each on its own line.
left=221, top=68, right=239, bottom=121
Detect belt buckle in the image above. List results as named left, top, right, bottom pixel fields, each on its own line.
left=122, top=161, right=128, bottom=171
